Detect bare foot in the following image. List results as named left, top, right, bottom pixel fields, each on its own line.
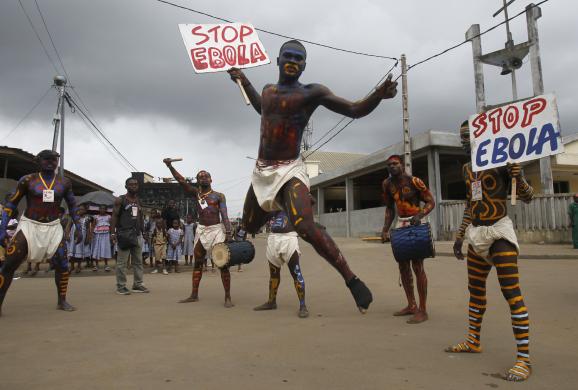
left=393, top=305, right=418, bottom=316
left=444, top=342, right=481, bottom=353
left=178, top=296, right=199, bottom=303
left=253, top=302, right=277, bottom=311
left=407, top=311, right=428, bottom=324
left=298, top=305, right=309, bottom=318
left=57, top=301, right=76, bottom=311
left=224, top=298, right=234, bottom=308
left=506, top=361, right=531, bottom=382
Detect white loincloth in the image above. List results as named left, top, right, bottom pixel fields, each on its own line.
left=465, top=216, right=519, bottom=263
left=16, top=215, right=63, bottom=263
left=194, top=223, right=225, bottom=258
left=251, top=159, right=310, bottom=212
left=266, top=232, right=301, bottom=268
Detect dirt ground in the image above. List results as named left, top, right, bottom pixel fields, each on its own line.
left=1, top=236, right=577, bottom=390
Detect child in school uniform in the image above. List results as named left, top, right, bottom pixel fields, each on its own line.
left=166, top=219, right=183, bottom=273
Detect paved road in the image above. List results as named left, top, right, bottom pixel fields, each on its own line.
left=1, top=236, right=576, bottom=389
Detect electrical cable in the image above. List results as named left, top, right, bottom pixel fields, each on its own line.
left=0, top=86, right=54, bottom=143
left=65, top=93, right=139, bottom=171
left=154, top=0, right=398, bottom=61
left=17, top=0, right=59, bottom=74
left=408, top=0, right=550, bottom=70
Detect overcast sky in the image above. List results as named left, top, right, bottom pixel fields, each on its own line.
left=1, top=0, right=576, bottom=217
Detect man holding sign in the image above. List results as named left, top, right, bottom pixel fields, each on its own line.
left=447, top=120, right=535, bottom=382
left=227, top=40, right=398, bottom=313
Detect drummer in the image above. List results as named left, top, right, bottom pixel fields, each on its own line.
left=163, top=159, right=234, bottom=308
left=381, top=155, right=435, bottom=324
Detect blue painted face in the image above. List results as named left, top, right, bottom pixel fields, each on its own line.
left=277, top=47, right=306, bottom=80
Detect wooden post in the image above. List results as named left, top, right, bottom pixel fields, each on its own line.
left=401, top=54, right=412, bottom=175
left=236, top=79, right=251, bottom=106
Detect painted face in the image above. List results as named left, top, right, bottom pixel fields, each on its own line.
left=386, top=160, right=403, bottom=176
left=39, top=155, right=59, bottom=172
left=196, top=171, right=212, bottom=187
left=278, top=47, right=306, bottom=80
left=126, top=179, right=139, bottom=194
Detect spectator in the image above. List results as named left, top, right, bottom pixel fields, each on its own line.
left=161, top=200, right=180, bottom=232
left=166, top=219, right=183, bottom=273
left=151, top=216, right=168, bottom=274
left=68, top=204, right=91, bottom=274
left=183, top=215, right=195, bottom=266
left=110, top=178, right=149, bottom=295
left=90, top=204, right=112, bottom=272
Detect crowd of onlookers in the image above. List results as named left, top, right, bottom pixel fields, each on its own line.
left=0, top=198, right=247, bottom=276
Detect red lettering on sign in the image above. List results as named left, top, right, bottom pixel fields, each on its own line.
left=190, top=48, right=208, bottom=70
left=250, top=42, right=267, bottom=63
left=472, top=113, right=487, bottom=138
left=208, top=47, right=225, bottom=69
left=223, top=46, right=237, bottom=66
left=240, top=25, right=253, bottom=42
left=503, top=106, right=519, bottom=129
left=191, top=26, right=209, bottom=45
left=238, top=44, right=250, bottom=66
left=521, top=97, right=547, bottom=127
left=221, top=26, right=239, bottom=43
left=488, top=108, right=503, bottom=134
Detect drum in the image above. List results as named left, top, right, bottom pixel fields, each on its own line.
left=211, top=241, right=255, bottom=268
left=390, top=222, right=435, bottom=262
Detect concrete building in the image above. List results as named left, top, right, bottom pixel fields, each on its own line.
left=308, top=130, right=578, bottom=241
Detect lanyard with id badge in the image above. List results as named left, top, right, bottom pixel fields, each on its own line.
left=198, top=190, right=213, bottom=210
left=471, top=172, right=483, bottom=201
left=39, top=173, right=56, bottom=203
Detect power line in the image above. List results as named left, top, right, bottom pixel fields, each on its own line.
left=0, top=86, right=54, bottom=143
left=65, top=93, right=139, bottom=171
left=17, top=0, right=59, bottom=74
left=304, top=60, right=399, bottom=156
left=154, top=0, right=399, bottom=61
left=408, top=0, right=550, bottom=70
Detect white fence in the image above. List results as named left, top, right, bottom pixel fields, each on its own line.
left=439, top=194, right=574, bottom=242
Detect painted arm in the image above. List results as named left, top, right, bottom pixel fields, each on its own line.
left=227, top=68, right=262, bottom=114
left=63, top=180, right=83, bottom=244
left=218, top=193, right=232, bottom=237
left=0, top=177, right=27, bottom=244
left=381, top=180, right=396, bottom=243
left=109, top=197, right=122, bottom=244
left=316, top=76, right=397, bottom=119
left=412, top=177, right=436, bottom=224
left=163, top=160, right=198, bottom=197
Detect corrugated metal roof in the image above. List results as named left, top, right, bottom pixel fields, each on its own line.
left=304, top=150, right=366, bottom=174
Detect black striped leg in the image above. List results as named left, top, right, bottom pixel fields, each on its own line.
left=490, top=240, right=531, bottom=381
left=446, top=245, right=491, bottom=353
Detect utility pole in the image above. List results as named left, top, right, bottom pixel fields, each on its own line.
left=52, top=75, right=66, bottom=179
left=466, top=2, right=553, bottom=194
left=400, top=54, right=412, bottom=175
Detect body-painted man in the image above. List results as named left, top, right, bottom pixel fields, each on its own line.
left=254, top=210, right=308, bottom=318
left=228, top=40, right=397, bottom=312
left=446, top=120, right=535, bottom=382
left=381, top=155, right=435, bottom=324
left=163, top=160, right=233, bottom=308
left=0, top=150, right=81, bottom=315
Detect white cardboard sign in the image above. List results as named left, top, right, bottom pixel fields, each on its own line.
left=468, top=93, right=564, bottom=172
left=178, top=23, right=270, bottom=73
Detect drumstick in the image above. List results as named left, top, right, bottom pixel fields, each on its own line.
left=236, top=79, right=251, bottom=106
left=167, top=158, right=183, bottom=163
